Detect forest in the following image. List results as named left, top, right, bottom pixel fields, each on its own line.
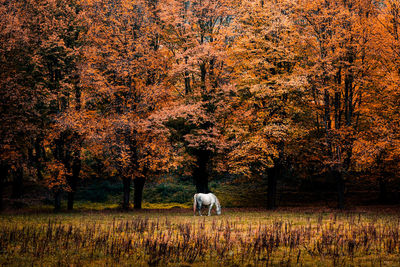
left=1, top=0, right=400, bottom=212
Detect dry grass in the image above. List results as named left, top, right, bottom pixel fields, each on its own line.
left=0, top=208, right=400, bottom=266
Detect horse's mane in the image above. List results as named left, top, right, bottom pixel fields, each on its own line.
left=214, top=194, right=221, bottom=208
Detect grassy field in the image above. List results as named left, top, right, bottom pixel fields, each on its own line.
left=1, top=207, right=400, bottom=266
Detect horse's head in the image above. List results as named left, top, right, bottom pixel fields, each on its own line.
left=213, top=194, right=221, bottom=215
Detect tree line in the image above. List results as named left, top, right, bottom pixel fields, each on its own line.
left=1, top=0, right=399, bottom=211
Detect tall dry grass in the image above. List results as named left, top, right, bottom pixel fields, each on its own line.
left=0, top=210, right=399, bottom=266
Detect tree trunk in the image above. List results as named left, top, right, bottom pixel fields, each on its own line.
left=200, top=63, right=207, bottom=93
left=67, top=80, right=83, bottom=211
left=195, top=174, right=209, bottom=193
left=67, top=191, right=75, bottom=211
left=133, top=177, right=145, bottom=209
left=335, top=171, right=345, bottom=209
left=11, top=168, right=23, bottom=199
left=324, top=89, right=331, bottom=132
left=378, top=177, right=388, bottom=204
left=54, top=190, right=61, bottom=212
left=193, top=151, right=210, bottom=193
left=334, top=91, right=341, bottom=129
left=185, top=73, right=191, bottom=94
left=0, top=174, right=3, bottom=212
left=184, top=56, right=191, bottom=94
left=122, top=177, right=131, bottom=210
left=345, top=71, right=354, bottom=126
left=0, top=164, right=9, bottom=211
left=267, top=166, right=278, bottom=210
left=67, top=152, right=81, bottom=210
left=34, top=137, right=44, bottom=181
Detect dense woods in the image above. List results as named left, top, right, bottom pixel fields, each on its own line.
left=1, top=0, right=399, bottom=211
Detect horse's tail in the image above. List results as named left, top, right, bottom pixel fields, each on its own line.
left=193, top=194, right=197, bottom=215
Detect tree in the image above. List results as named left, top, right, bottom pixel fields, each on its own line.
left=157, top=0, right=234, bottom=193
left=226, top=0, right=303, bottom=209
left=0, top=0, right=54, bottom=204
left=82, top=0, right=170, bottom=209
left=353, top=0, right=400, bottom=203
left=295, top=0, right=378, bottom=208
left=27, top=0, right=86, bottom=211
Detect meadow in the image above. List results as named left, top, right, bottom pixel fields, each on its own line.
left=1, top=208, right=400, bottom=266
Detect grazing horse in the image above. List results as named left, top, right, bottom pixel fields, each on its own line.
left=193, top=193, right=221, bottom=216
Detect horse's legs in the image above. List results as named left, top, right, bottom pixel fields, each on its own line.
left=208, top=203, right=214, bottom=216
left=198, top=202, right=202, bottom=216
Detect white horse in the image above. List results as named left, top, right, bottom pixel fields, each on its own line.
left=193, top=193, right=221, bottom=216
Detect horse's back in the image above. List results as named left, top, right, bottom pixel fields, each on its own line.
left=196, top=193, right=215, bottom=205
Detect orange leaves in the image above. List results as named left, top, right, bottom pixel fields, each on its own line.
left=225, top=0, right=301, bottom=176
left=2, top=0, right=399, bottom=192
left=75, top=0, right=175, bottom=182
left=227, top=135, right=277, bottom=177
left=45, top=161, right=71, bottom=191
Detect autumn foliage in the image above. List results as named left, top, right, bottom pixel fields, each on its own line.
left=0, top=0, right=399, bottom=211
